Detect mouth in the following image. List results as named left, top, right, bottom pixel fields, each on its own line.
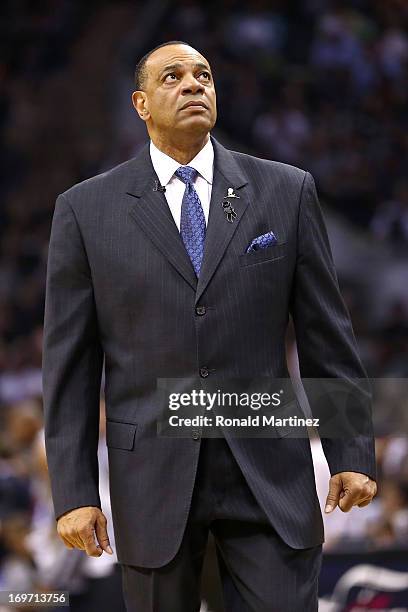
left=180, top=101, right=208, bottom=110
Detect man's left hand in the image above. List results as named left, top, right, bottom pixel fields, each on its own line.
left=325, top=471, right=377, bottom=513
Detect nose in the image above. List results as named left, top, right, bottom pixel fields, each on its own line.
left=181, top=74, right=204, bottom=95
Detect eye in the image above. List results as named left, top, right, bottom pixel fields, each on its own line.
left=164, top=73, right=177, bottom=82
left=199, top=71, right=211, bottom=81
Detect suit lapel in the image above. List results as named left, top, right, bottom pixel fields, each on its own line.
left=195, top=137, right=249, bottom=305
left=125, top=143, right=197, bottom=291
left=123, top=137, right=250, bottom=300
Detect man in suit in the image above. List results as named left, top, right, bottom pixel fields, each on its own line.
left=43, top=41, right=377, bottom=611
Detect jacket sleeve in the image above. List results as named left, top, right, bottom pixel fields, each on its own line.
left=289, top=171, right=377, bottom=482
left=42, top=192, right=104, bottom=520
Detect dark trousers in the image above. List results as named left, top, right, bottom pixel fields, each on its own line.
left=120, top=437, right=322, bottom=612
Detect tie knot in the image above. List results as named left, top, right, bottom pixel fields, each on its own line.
left=175, top=166, right=198, bottom=185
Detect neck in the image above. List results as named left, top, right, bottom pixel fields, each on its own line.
left=150, top=132, right=209, bottom=165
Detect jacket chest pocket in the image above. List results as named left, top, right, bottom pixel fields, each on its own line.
left=239, top=242, right=287, bottom=267
left=106, top=419, right=138, bottom=450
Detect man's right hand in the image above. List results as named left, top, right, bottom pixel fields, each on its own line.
left=56, top=506, right=113, bottom=557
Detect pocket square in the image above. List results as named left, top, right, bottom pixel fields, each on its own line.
left=245, top=231, right=277, bottom=253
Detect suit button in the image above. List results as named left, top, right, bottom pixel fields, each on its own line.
left=195, top=305, right=206, bottom=316
left=192, top=430, right=200, bottom=440
left=199, top=367, right=209, bottom=378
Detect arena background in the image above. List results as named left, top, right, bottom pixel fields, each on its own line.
left=0, top=1, right=407, bottom=610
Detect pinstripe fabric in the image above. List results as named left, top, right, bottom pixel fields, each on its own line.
left=42, top=136, right=376, bottom=568
left=121, top=437, right=322, bottom=611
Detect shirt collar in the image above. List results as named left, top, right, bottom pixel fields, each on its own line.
left=149, top=137, right=214, bottom=187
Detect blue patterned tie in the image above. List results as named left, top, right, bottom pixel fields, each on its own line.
left=175, top=166, right=206, bottom=277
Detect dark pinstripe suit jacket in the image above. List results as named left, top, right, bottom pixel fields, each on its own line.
left=42, top=136, right=376, bottom=568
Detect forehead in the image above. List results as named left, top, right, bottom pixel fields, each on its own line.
left=146, top=44, right=211, bottom=77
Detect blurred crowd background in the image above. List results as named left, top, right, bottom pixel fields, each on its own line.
left=0, top=0, right=407, bottom=610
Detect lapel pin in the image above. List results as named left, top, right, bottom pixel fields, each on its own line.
left=226, top=187, right=239, bottom=198
left=222, top=200, right=237, bottom=223
left=153, top=179, right=166, bottom=193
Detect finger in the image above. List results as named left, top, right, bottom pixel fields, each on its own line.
left=57, top=524, right=82, bottom=551
left=58, top=532, right=75, bottom=550
left=357, top=499, right=371, bottom=507
left=67, top=525, right=87, bottom=551
left=66, top=530, right=86, bottom=550
left=58, top=516, right=88, bottom=551
left=95, top=514, right=113, bottom=554
left=355, top=490, right=376, bottom=507
left=337, top=472, right=376, bottom=512
left=80, top=526, right=103, bottom=557
left=68, top=524, right=88, bottom=551
left=339, top=487, right=361, bottom=512
left=325, top=477, right=343, bottom=513
left=349, top=482, right=376, bottom=510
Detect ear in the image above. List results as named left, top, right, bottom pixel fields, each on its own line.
left=132, top=91, right=150, bottom=121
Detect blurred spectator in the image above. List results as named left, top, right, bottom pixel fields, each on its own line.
left=223, top=3, right=288, bottom=59
left=370, top=179, right=408, bottom=248
left=253, top=97, right=311, bottom=164
left=0, top=396, right=125, bottom=609
left=310, top=11, right=364, bottom=72
left=366, top=478, right=408, bottom=548
left=378, top=27, right=408, bottom=80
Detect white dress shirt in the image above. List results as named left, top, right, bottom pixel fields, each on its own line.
left=149, top=138, right=214, bottom=230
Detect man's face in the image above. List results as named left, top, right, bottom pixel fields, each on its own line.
left=133, top=44, right=217, bottom=139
